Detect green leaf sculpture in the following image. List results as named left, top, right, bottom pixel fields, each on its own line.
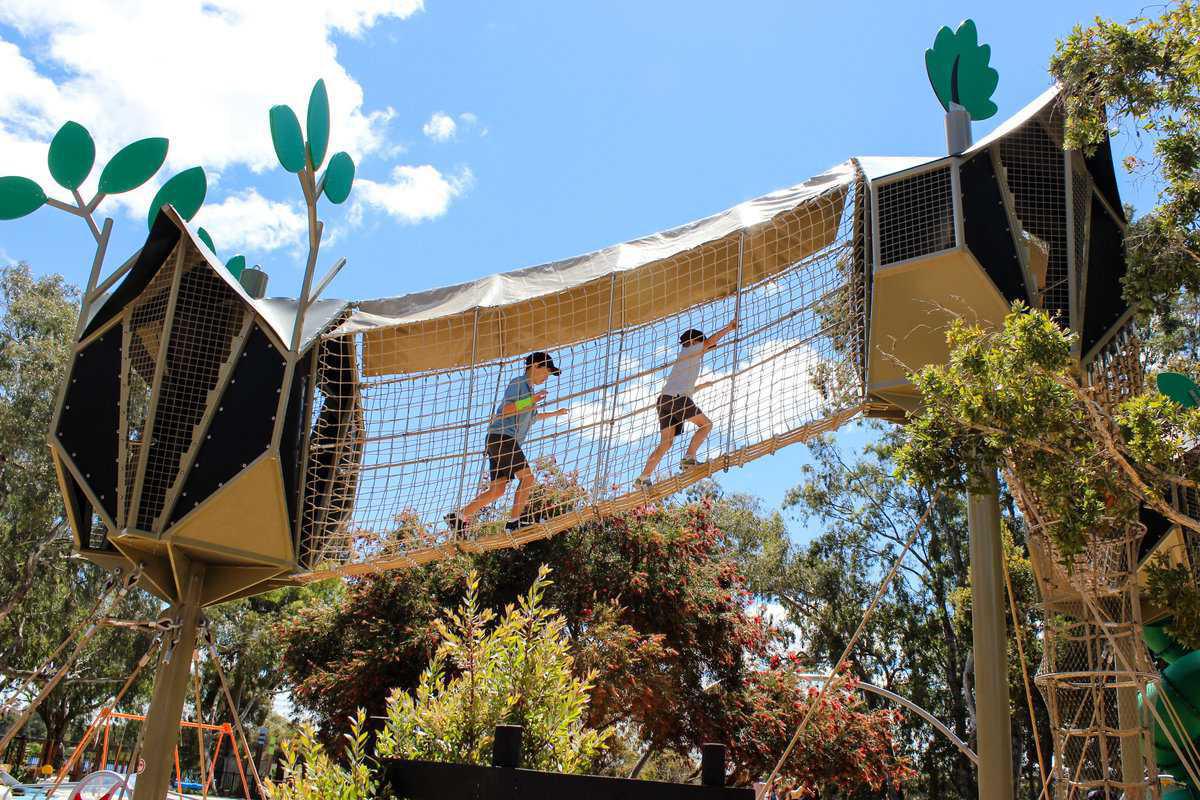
left=98, top=138, right=169, bottom=194
left=321, top=151, right=355, bottom=204
left=925, top=19, right=999, bottom=121
left=1157, top=372, right=1200, bottom=409
left=0, top=176, right=47, bottom=220
left=226, top=254, right=247, bottom=279
left=197, top=227, right=216, bottom=254
left=270, top=105, right=306, bottom=173
left=306, top=79, right=330, bottom=170
left=48, top=121, right=96, bottom=191
left=146, top=167, right=207, bottom=229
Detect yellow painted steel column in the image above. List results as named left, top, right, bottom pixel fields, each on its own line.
left=134, top=561, right=205, bottom=800
left=968, top=469, right=1014, bottom=800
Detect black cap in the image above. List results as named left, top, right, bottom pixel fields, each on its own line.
left=680, top=329, right=705, bottom=345
left=525, top=351, right=561, bottom=375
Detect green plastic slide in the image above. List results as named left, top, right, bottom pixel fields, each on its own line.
left=1143, top=621, right=1200, bottom=797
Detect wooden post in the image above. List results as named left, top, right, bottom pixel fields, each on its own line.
left=133, top=561, right=205, bottom=800
left=968, top=468, right=1013, bottom=800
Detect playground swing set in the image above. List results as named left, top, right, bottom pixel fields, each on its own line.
left=50, top=710, right=252, bottom=800
left=2, top=15, right=1200, bottom=800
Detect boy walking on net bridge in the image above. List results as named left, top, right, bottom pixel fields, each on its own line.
left=634, top=318, right=737, bottom=489
left=445, top=351, right=567, bottom=534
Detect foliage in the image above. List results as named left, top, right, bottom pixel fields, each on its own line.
left=375, top=567, right=610, bottom=773
left=282, top=489, right=912, bottom=792
left=895, top=306, right=1200, bottom=558
left=194, top=584, right=333, bottom=737
left=1144, top=559, right=1200, bottom=650
left=925, top=19, right=1000, bottom=120
left=777, top=426, right=1049, bottom=800
left=1050, top=2, right=1200, bottom=359
left=729, top=670, right=914, bottom=796
left=0, top=265, right=161, bottom=769
left=265, top=711, right=376, bottom=800
left=0, top=265, right=77, bottom=627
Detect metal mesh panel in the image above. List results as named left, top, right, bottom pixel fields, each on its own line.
left=1072, top=169, right=1092, bottom=315
left=297, top=175, right=869, bottom=574
left=999, top=115, right=1069, bottom=321
left=120, top=255, right=176, bottom=527
left=875, top=167, right=955, bottom=265
left=140, top=254, right=247, bottom=530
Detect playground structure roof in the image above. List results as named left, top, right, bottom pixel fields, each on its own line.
left=329, top=89, right=1065, bottom=376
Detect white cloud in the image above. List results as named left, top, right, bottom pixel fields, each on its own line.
left=355, top=165, right=473, bottom=224
left=458, top=111, right=487, bottom=136
left=0, top=0, right=422, bottom=202
left=422, top=112, right=457, bottom=142
left=194, top=189, right=307, bottom=255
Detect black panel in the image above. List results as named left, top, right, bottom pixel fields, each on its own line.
left=1137, top=501, right=1174, bottom=563
left=384, top=759, right=754, bottom=799
left=56, top=325, right=122, bottom=520
left=167, top=324, right=286, bottom=525
left=1084, top=138, right=1124, bottom=223
left=960, top=153, right=1028, bottom=304
left=279, top=348, right=312, bottom=534
left=60, top=463, right=108, bottom=551
left=1081, top=195, right=1128, bottom=355
left=82, top=213, right=182, bottom=339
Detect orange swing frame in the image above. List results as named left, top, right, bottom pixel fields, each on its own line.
left=49, top=708, right=252, bottom=799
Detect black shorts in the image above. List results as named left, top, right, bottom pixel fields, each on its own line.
left=485, top=433, right=529, bottom=482
left=656, top=394, right=702, bottom=436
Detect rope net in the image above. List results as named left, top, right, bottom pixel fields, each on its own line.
left=1019, top=331, right=1162, bottom=799
left=296, top=168, right=868, bottom=577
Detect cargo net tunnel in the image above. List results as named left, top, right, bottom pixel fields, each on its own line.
left=297, top=164, right=869, bottom=577
left=295, top=88, right=1130, bottom=579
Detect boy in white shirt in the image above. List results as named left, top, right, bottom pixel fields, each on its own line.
left=634, top=318, right=737, bottom=488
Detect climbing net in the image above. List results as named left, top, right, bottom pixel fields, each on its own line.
left=296, top=168, right=868, bottom=577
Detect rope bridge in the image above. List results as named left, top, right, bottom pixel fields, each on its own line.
left=296, top=162, right=869, bottom=579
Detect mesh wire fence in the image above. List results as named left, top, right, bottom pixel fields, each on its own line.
left=297, top=175, right=868, bottom=574
left=999, top=108, right=1070, bottom=324
left=875, top=166, right=955, bottom=266
left=109, top=241, right=249, bottom=534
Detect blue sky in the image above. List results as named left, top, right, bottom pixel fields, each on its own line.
left=0, top=0, right=1155, bottom=539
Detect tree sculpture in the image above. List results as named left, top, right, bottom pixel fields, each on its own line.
left=0, top=78, right=356, bottom=800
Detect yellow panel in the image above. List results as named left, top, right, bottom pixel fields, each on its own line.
left=1137, top=527, right=1189, bottom=593
left=868, top=249, right=1010, bottom=397
left=360, top=191, right=847, bottom=376
left=200, top=565, right=287, bottom=606
left=50, top=447, right=87, bottom=551
left=108, top=535, right=177, bottom=602
left=167, top=455, right=294, bottom=567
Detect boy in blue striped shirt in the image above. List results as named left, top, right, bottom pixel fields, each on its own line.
left=445, top=351, right=567, bottom=534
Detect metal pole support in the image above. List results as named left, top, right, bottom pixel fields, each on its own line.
left=946, top=104, right=973, bottom=155
left=967, top=468, right=1013, bottom=800
left=134, top=562, right=205, bottom=800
